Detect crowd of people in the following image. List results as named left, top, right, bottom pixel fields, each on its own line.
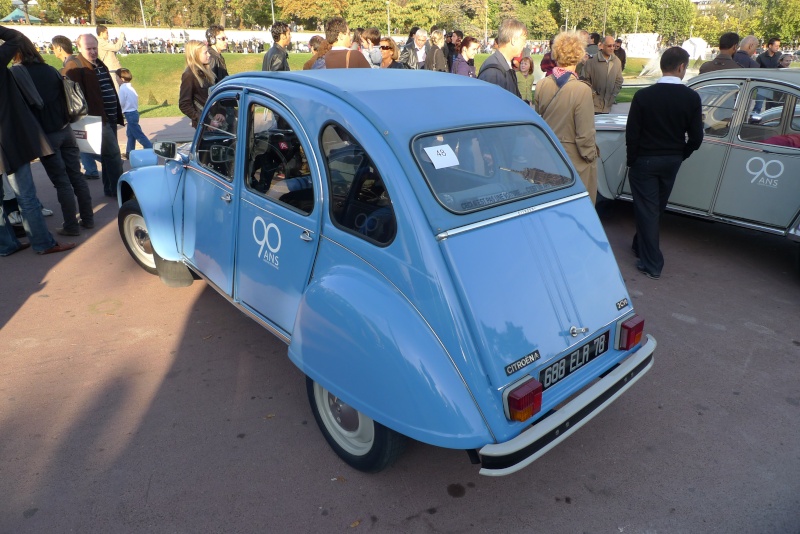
left=0, top=16, right=793, bottom=275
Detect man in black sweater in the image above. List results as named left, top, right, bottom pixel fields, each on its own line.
left=626, top=46, right=703, bottom=280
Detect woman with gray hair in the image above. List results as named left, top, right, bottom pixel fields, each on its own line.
left=534, top=30, right=599, bottom=203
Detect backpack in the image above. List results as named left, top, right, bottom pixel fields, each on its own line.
left=63, top=57, right=88, bottom=123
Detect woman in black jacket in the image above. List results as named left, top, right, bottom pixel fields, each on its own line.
left=13, top=33, right=94, bottom=236
left=179, top=40, right=216, bottom=128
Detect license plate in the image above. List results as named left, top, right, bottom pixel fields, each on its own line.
left=539, top=331, right=610, bottom=390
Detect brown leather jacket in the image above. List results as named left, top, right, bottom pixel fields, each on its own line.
left=63, top=54, right=124, bottom=125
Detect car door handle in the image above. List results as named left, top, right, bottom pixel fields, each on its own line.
left=221, top=192, right=232, bottom=203
left=300, top=230, right=313, bottom=242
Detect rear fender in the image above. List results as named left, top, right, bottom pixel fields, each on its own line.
left=596, top=129, right=628, bottom=199
left=119, top=159, right=185, bottom=262
left=289, top=262, right=492, bottom=449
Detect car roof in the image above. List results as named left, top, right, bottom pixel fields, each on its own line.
left=215, top=69, right=539, bottom=140
left=691, top=68, right=800, bottom=86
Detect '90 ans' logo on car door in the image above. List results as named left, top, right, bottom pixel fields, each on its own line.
left=253, top=216, right=281, bottom=269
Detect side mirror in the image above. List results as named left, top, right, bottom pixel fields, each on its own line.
left=210, top=145, right=236, bottom=163
left=153, top=141, right=177, bottom=159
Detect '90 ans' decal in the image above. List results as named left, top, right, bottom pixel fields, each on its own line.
left=253, top=216, right=281, bottom=269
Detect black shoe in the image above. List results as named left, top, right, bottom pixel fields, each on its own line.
left=79, top=219, right=95, bottom=229
left=57, top=226, right=81, bottom=237
left=84, top=173, right=100, bottom=180
left=636, top=262, right=660, bottom=280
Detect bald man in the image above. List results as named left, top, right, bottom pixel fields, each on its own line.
left=734, top=35, right=760, bottom=68
left=581, top=35, right=624, bottom=114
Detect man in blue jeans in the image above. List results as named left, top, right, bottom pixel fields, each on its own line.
left=0, top=25, right=75, bottom=256
left=626, top=47, right=704, bottom=280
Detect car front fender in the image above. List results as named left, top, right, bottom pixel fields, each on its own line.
left=288, top=262, right=493, bottom=449
left=118, top=160, right=183, bottom=262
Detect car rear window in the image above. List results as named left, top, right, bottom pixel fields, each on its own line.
left=412, top=125, right=574, bottom=214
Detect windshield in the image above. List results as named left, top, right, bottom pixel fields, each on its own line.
left=412, top=124, right=574, bottom=214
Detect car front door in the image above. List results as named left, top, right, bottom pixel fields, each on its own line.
left=712, top=82, right=800, bottom=228
left=668, top=82, right=742, bottom=212
left=181, top=94, right=241, bottom=295
left=234, top=96, right=321, bottom=336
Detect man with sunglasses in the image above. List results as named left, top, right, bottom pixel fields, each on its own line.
left=207, top=24, right=229, bottom=82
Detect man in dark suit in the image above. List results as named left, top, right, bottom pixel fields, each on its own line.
left=626, top=47, right=704, bottom=280
left=477, top=18, right=527, bottom=97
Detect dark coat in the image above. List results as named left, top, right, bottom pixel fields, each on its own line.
left=262, top=43, right=289, bottom=71
left=208, top=48, right=229, bottom=81
left=733, top=50, right=759, bottom=68
left=0, top=26, right=53, bottom=175
left=425, top=44, right=448, bottom=72
left=477, top=50, right=521, bottom=98
left=178, top=68, right=212, bottom=128
left=699, top=53, right=738, bottom=74
left=756, top=50, right=781, bottom=68
left=63, top=53, right=124, bottom=125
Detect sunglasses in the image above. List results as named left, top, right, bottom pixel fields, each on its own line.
left=380, top=45, right=392, bottom=50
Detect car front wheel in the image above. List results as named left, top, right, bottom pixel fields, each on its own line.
left=306, top=377, right=406, bottom=473
left=118, top=199, right=158, bottom=275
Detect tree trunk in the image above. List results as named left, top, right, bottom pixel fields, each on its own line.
left=22, top=0, right=31, bottom=24
left=91, top=0, right=96, bottom=25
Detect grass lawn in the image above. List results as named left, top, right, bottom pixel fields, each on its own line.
left=44, top=52, right=644, bottom=118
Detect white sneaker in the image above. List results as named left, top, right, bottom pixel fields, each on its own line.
left=8, top=211, right=23, bottom=225
left=41, top=207, right=53, bottom=217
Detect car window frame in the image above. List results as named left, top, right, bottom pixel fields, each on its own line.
left=410, top=122, right=576, bottom=215
left=242, top=99, right=317, bottom=216
left=319, top=120, right=398, bottom=247
left=737, top=81, right=800, bottom=149
left=192, top=93, right=241, bottom=183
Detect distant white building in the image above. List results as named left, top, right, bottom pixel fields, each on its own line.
left=689, top=0, right=724, bottom=13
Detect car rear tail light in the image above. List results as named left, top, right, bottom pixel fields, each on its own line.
left=503, top=377, right=543, bottom=422
left=618, top=315, right=645, bottom=350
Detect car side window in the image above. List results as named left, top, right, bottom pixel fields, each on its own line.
left=740, top=87, right=800, bottom=148
left=694, top=84, right=739, bottom=138
left=245, top=103, right=314, bottom=215
left=321, top=123, right=396, bottom=245
left=194, top=97, right=239, bottom=182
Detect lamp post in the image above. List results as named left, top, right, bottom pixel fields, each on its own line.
left=484, top=1, right=488, bottom=47
left=270, top=0, right=275, bottom=25
left=565, top=7, right=569, bottom=31
left=386, top=1, right=390, bottom=36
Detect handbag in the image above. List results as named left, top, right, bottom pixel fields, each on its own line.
left=62, top=57, right=88, bottom=123
left=71, top=115, right=103, bottom=154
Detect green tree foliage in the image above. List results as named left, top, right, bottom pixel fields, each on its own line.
left=277, top=0, right=348, bottom=26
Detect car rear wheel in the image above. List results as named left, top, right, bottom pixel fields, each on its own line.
left=118, top=199, right=158, bottom=275
left=306, top=377, right=406, bottom=472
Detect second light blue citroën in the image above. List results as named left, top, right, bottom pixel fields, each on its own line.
left=117, top=70, right=656, bottom=476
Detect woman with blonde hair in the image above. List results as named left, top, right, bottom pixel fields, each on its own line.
left=379, top=37, right=404, bottom=69
left=534, top=30, right=599, bottom=203
left=179, top=40, right=216, bottom=128
left=426, top=29, right=448, bottom=72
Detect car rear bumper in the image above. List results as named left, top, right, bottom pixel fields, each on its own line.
left=478, top=334, right=656, bottom=476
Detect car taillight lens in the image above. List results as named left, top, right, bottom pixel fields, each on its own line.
left=505, top=378, right=543, bottom=422
left=618, top=315, right=645, bottom=350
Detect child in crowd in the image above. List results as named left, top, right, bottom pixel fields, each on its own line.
left=116, top=68, right=153, bottom=159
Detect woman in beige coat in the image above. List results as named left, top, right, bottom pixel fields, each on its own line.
left=534, top=31, right=599, bottom=203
